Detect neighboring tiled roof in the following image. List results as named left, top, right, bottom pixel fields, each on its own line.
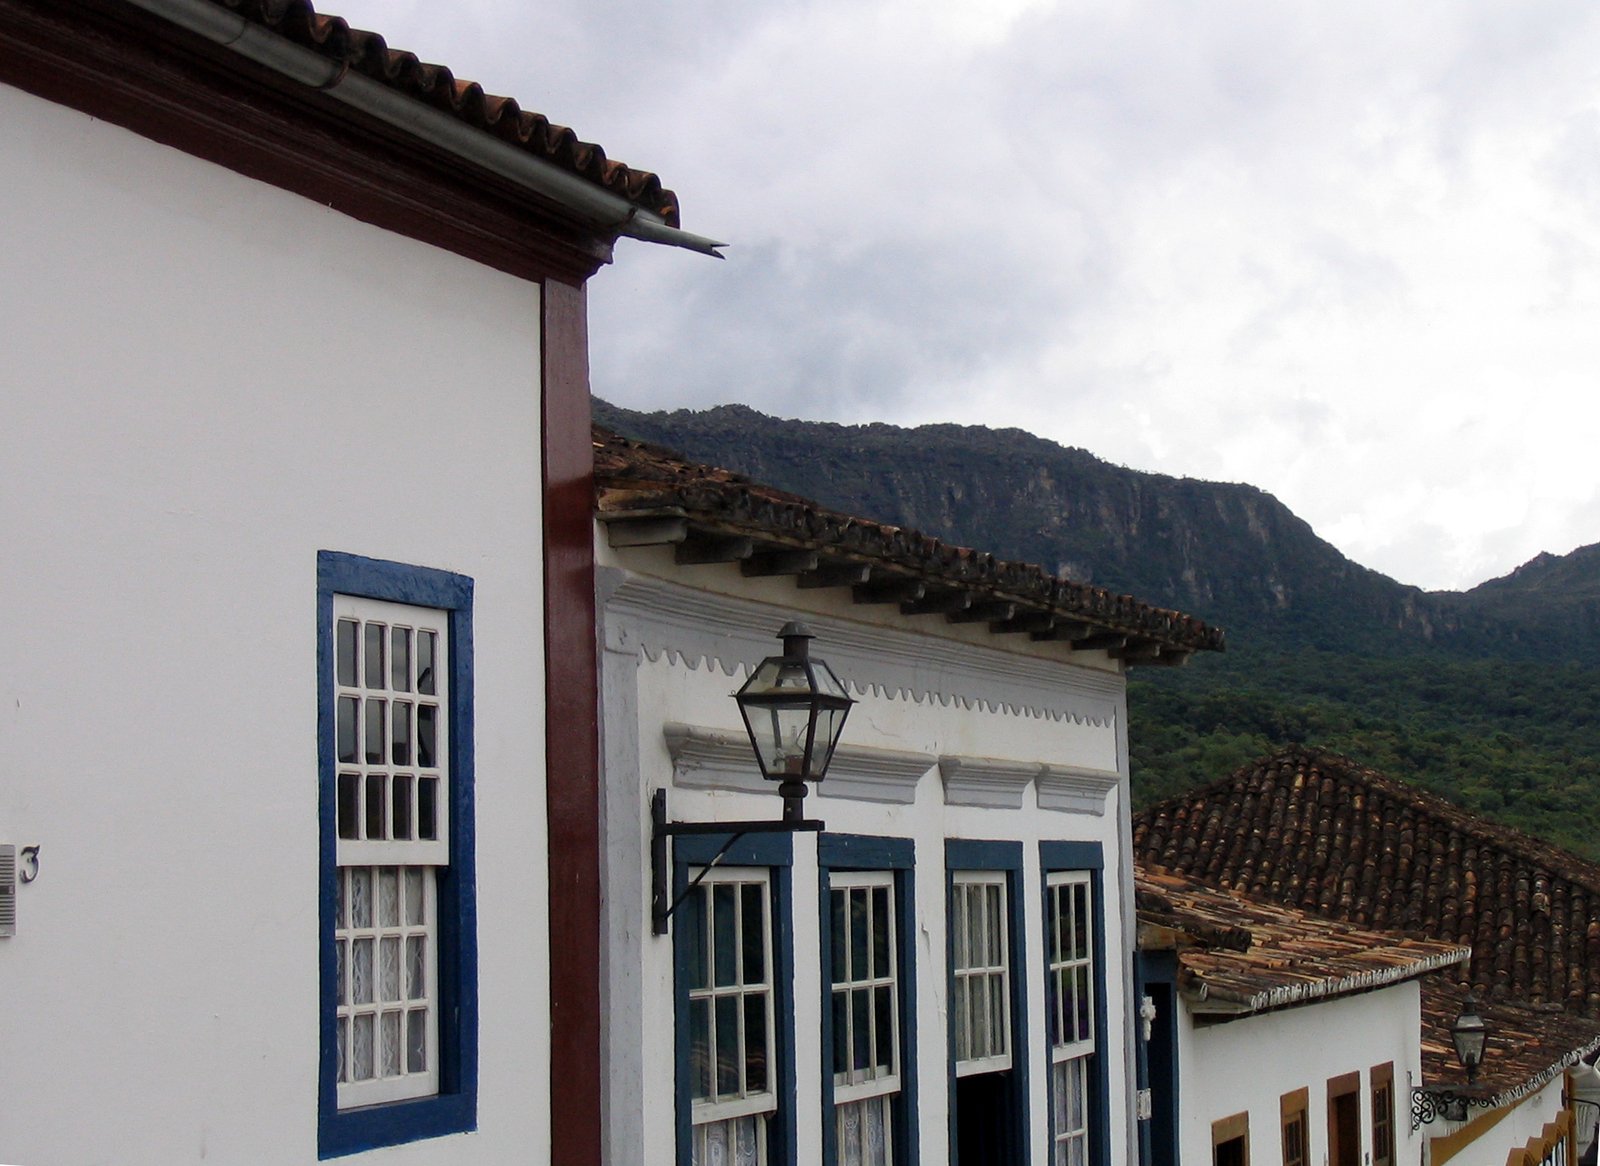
left=1422, top=980, right=1600, bottom=1106
left=216, top=0, right=679, bottom=225
left=1138, top=855, right=1600, bottom=1106
left=1133, top=746, right=1600, bottom=1015
left=593, top=427, right=1226, bottom=663
left=1136, top=865, right=1468, bottom=1017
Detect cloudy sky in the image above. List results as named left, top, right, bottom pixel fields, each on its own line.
left=331, top=0, right=1600, bottom=592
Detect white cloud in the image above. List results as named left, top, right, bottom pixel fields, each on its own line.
left=327, top=0, right=1600, bottom=590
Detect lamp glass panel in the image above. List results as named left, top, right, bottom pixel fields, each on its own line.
left=813, top=702, right=850, bottom=775
left=1453, top=1025, right=1486, bottom=1066
left=744, top=700, right=815, bottom=778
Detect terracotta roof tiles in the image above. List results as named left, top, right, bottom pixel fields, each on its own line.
left=593, top=427, right=1225, bottom=659
left=216, top=0, right=679, bottom=225
left=1135, top=746, right=1600, bottom=1016
left=1136, top=865, right=1468, bottom=1017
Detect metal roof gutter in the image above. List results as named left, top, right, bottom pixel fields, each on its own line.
left=125, top=0, right=727, bottom=257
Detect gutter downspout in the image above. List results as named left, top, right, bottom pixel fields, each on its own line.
left=124, top=0, right=728, bottom=257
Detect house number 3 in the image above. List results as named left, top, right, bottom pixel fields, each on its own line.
left=19, top=845, right=39, bottom=884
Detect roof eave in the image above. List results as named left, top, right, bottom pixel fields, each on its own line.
left=125, top=0, right=725, bottom=257
left=597, top=504, right=1215, bottom=662
left=1183, top=947, right=1471, bottom=1018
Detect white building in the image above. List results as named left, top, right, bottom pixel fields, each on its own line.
left=592, top=429, right=1224, bottom=1166
left=1135, top=866, right=1469, bottom=1166
left=1135, top=749, right=1600, bottom=1166
left=0, top=3, right=713, bottom=1162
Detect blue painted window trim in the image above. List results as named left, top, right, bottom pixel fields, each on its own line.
left=673, top=831, right=796, bottom=1166
left=316, top=551, right=478, bottom=1159
left=817, top=835, right=919, bottom=1166
left=1040, top=841, right=1109, bottom=1166
left=945, top=839, right=1030, bottom=1166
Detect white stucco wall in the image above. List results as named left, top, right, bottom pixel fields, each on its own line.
left=0, top=81, right=550, bottom=1164
left=1178, top=981, right=1424, bottom=1166
left=1431, top=1078, right=1569, bottom=1166
left=598, top=553, right=1139, bottom=1166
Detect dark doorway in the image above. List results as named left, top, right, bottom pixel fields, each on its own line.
left=955, top=1070, right=1015, bottom=1165
left=1214, top=1135, right=1247, bottom=1166
left=1144, top=981, right=1178, bottom=1166
left=1329, top=1087, right=1360, bottom=1166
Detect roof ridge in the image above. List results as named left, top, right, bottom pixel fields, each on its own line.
left=1139, top=742, right=1600, bottom=891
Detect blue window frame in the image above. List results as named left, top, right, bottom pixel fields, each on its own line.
left=317, top=551, right=477, bottom=1158
left=946, top=839, right=1029, bottom=1166
left=674, top=831, right=796, bottom=1166
left=1040, top=842, right=1108, bottom=1166
left=818, top=834, right=919, bottom=1166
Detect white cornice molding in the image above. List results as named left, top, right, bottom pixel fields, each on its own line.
left=663, top=722, right=768, bottom=794
left=1036, top=765, right=1121, bottom=816
left=602, top=571, right=1121, bottom=727
left=938, top=755, right=1037, bottom=810
left=663, top=721, right=932, bottom=804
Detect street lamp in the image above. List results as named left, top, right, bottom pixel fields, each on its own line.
left=650, top=622, right=855, bottom=934
left=1452, top=994, right=1489, bottom=1085
left=734, top=622, right=854, bottom=824
left=1412, top=993, right=1495, bottom=1128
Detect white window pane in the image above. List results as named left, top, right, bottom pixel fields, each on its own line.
left=379, top=868, right=399, bottom=927
left=336, top=861, right=438, bottom=1106
left=404, top=868, right=424, bottom=925
left=381, top=1010, right=401, bottom=1076
left=841, top=1099, right=863, bottom=1166
left=352, top=1013, right=374, bottom=1081
left=352, top=938, right=374, bottom=1004
left=864, top=1095, right=889, bottom=1166
left=734, top=1116, right=761, bottom=1166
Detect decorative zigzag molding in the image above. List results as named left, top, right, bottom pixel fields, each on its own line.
left=602, top=571, right=1122, bottom=728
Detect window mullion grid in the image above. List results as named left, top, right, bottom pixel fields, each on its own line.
left=830, top=874, right=900, bottom=1098
left=953, top=874, right=1010, bottom=1076
left=333, top=605, right=448, bottom=870
left=689, top=869, right=775, bottom=1138
left=331, top=598, right=448, bottom=1110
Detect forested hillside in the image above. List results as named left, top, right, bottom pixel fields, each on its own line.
left=596, top=400, right=1600, bottom=857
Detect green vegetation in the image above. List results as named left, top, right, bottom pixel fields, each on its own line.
left=597, top=397, right=1600, bottom=860
left=1131, top=646, right=1600, bottom=859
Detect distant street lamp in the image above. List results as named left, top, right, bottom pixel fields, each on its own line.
left=1452, top=994, right=1489, bottom=1084
left=1412, top=992, right=1495, bottom=1128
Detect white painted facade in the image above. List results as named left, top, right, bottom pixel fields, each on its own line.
left=1176, top=982, right=1424, bottom=1166
left=597, top=547, right=1143, bottom=1166
left=1423, top=1079, right=1572, bottom=1166
left=0, top=80, right=553, bottom=1164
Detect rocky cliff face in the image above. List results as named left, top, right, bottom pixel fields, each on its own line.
left=594, top=399, right=1596, bottom=663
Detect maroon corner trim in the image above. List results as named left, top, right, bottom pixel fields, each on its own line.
left=542, top=279, right=601, bottom=1166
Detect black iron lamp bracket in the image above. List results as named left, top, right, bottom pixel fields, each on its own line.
left=1564, top=1094, right=1600, bottom=1115
left=1411, top=1087, right=1496, bottom=1130
left=650, top=789, right=822, bottom=935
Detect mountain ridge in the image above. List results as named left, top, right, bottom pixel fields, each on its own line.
left=593, top=397, right=1600, bottom=857
left=594, top=398, right=1596, bottom=663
